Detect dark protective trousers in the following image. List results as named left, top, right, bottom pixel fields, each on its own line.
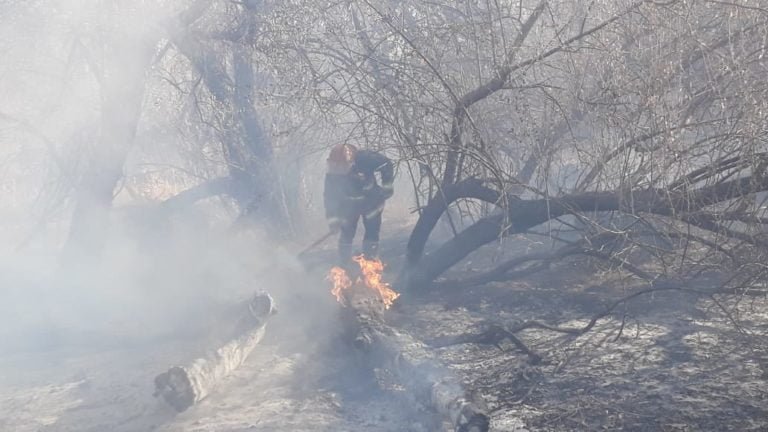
left=338, top=207, right=382, bottom=262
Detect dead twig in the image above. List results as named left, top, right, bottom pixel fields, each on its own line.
left=429, top=279, right=718, bottom=365
left=429, top=324, right=543, bottom=364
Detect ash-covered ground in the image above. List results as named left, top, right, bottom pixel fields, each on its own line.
left=1, top=229, right=767, bottom=432
left=0, top=285, right=438, bottom=432
left=397, top=246, right=768, bottom=431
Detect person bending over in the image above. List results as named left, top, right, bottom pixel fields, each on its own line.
left=324, top=144, right=394, bottom=264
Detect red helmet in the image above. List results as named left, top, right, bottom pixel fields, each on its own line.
left=327, top=144, right=357, bottom=174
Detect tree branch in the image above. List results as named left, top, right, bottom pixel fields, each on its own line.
left=404, top=173, right=768, bottom=290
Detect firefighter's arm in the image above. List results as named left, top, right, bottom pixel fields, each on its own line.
left=373, top=153, right=395, bottom=199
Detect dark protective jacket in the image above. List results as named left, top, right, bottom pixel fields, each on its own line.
left=324, top=150, right=394, bottom=221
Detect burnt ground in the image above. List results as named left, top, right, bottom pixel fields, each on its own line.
left=394, top=247, right=768, bottom=431
left=2, top=227, right=768, bottom=431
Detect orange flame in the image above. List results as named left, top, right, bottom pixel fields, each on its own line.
left=327, top=266, right=352, bottom=306
left=326, top=255, right=400, bottom=309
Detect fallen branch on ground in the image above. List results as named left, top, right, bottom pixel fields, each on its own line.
left=153, top=291, right=275, bottom=412
left=429, top=323, right=543, bottom=364
left=433, top=232, right=655, bottom=290
left=427, top=279, right=723, bottom=362
left=343, top=286, right=491, bottom=432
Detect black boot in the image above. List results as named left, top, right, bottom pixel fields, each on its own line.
left=338, top=242, right=355, bottom=272
left=339, top=241, right=353, bottom=262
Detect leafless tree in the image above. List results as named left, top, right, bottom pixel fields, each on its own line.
left=257, top=0, right=768, bottom=296
left=4, top=0, right=768, bottom=290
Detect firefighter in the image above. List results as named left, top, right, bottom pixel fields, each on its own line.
left=324, top=143, right=394, bottom=264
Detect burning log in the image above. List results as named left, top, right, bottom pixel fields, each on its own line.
left=349, top=292, right=489, bottom=432
left=329, top=258, right=489, bottom=432
left=153, top=291, right=275, bottom=412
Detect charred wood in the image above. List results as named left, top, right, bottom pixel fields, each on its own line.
left=403, top=174, right=768, bottom=291
left=432, top=232, right=655, bottom=291
left=343, top=288, right=490, bottom=432
left=431, top=280, right=712, bottom=360
left=429, top=324, right=542, bottom=365
left=406, top=178, right=502, bottom=266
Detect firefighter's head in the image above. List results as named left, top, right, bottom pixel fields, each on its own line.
left=327, top=143, right=358, bottom=174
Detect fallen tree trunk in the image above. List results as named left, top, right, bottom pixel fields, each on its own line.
left=403, top=173, right=768, bottom=291
left=343, top=288, right=490, bottom=432
left=406, top=178, right=502, bottom=266
left=153, top=291, right=275, bottom=412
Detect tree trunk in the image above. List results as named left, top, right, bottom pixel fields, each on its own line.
left=343, top=288, right=490, bottom=432
left=157, top=176, right=233, bottom=215
left=61, top=1, right=215, bottom=264
left=154, top=292, right=275, bottom=412
left=61, top=37, right=154, bottom=264
left=174, top=15, right=292, bottom=237
left=406, top=178, right=502, bottom=265
left=404, top=175, right=768, bottom=291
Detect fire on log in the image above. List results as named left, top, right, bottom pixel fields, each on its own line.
left=328, top=258, right=490, bottom=432
left=153, top=291, right=275, bottom=412
left=328, top=255, right=399, bottom=309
